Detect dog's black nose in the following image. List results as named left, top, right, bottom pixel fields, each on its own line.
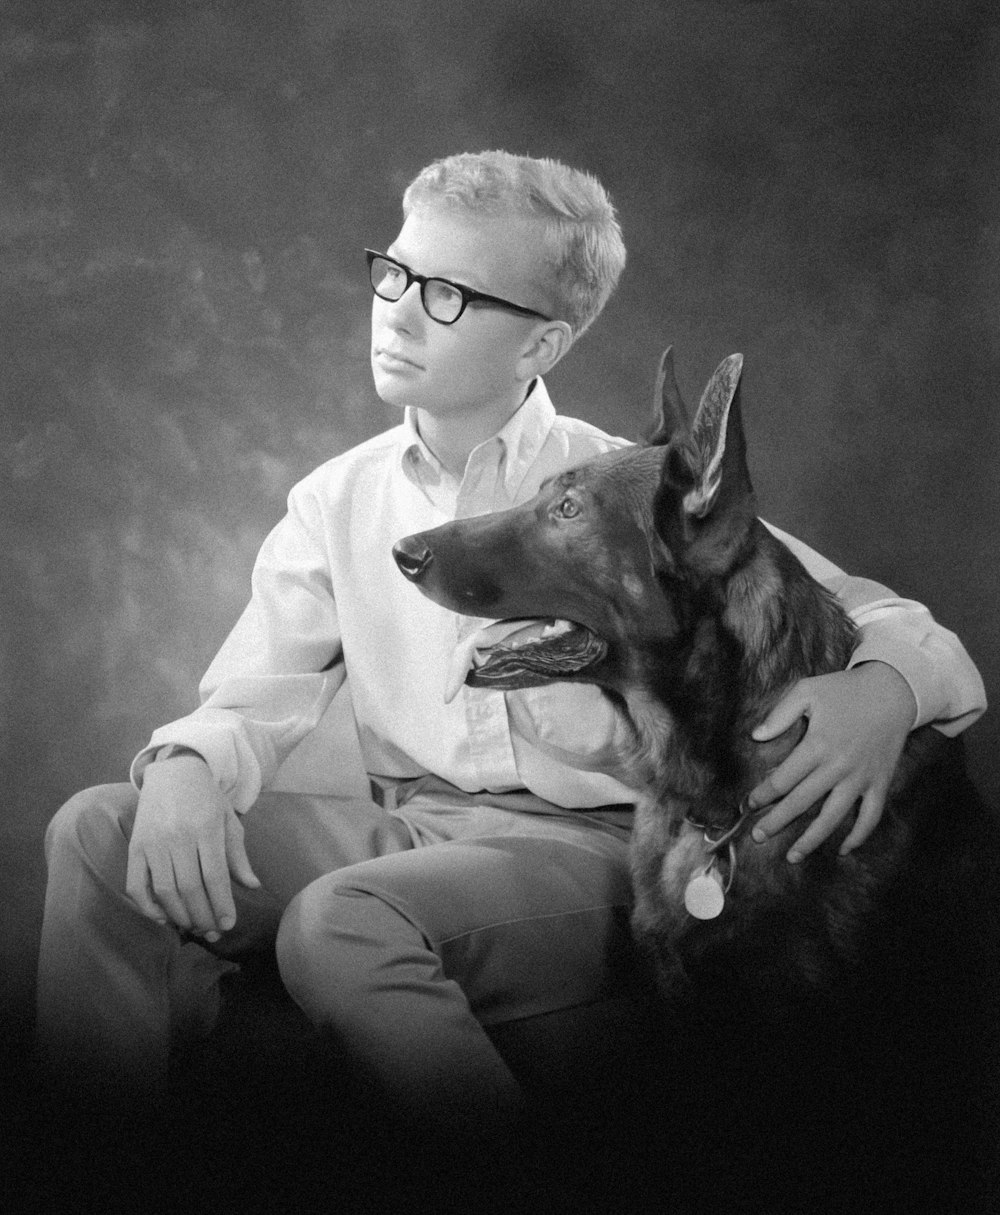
left=393, top=535, right=434, bottom=581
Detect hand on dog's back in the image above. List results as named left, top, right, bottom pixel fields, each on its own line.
left=126, top=756, right=260, bottom=941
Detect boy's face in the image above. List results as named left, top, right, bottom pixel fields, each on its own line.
left=370, top=205, right=557, bottom=420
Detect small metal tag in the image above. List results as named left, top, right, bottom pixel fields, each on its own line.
left=684, top=866, right=726, bottom=920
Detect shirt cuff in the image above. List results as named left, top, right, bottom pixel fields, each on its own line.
left=130, top=745, right=162, bottom=790
left=130, top=743, right=204, bottom=788
left=847, top=610, right=985, bottom=734
left=130, top=723, right=263, bottom=811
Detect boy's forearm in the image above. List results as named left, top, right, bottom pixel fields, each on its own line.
left=845, top=607, right=986, bottom=734
left=133, top=482, right=350, bottom=810
left=763, top=521, right=987, bottom=734
left=131, top=665, right=346, bottom=811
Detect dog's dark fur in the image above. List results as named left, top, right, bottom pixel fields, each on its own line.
left=394, top=349, right=999, bottom=1208
left=394, top=350, right=983, bottom=1001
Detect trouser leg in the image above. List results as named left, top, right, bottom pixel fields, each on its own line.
left=275, top=820, right=633, bottom=1145
left=36, top=784, right=248, bottom=1093
left=36, top=783, right=412, bottom=1096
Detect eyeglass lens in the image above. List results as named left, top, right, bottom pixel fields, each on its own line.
left=369, top=255, right=465, bottom=323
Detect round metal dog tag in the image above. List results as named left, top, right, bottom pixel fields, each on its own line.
left=684, top=867, right=725, bottom=920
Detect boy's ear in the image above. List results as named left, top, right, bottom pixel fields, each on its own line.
left=517, top=320, right=574, bottom=380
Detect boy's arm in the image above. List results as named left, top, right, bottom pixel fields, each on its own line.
left=764, top=522, right=986, bottom=735
left=131, top=484, right=346, bottom=812
left=749, top=523, right=986, bottom=861
left=126, top=483, right=345, bottom=940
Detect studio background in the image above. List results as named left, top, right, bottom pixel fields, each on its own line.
left=2, top=0, right=997, bottom=1059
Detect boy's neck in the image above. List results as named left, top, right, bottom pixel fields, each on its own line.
left=414, top=384, right=532, bottom=478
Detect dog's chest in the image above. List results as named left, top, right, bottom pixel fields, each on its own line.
left=659, top=822, right=709, bottom=901
left=631, top=795, right=716, bottom=930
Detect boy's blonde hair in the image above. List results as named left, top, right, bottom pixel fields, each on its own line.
left=402, top=150, right=626, bottom=337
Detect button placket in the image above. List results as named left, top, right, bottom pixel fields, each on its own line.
left=464, top=685, right=519, bottom=789
left=452, top=435, right=519, bottom=788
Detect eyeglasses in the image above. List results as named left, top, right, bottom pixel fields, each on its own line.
left=365, top=249, right=552, bottom=326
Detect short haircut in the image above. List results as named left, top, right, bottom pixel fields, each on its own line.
left=402, top=150, right=626, bottom=337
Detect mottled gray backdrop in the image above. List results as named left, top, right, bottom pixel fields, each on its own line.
left=2, top=0, right=997, bottom=1049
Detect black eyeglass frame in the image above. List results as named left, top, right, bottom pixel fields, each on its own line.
left=365, top=249, right=553, bottom=326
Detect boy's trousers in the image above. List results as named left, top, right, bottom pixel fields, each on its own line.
left=37, top=777, right=634, bottom=1137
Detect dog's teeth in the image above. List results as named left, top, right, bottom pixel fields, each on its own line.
left=541, top=619, right=572, bottom=638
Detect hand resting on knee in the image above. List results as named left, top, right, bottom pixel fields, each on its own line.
left=126, top=756, right=261, bottom=942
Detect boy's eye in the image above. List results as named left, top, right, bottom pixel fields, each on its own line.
left=554, top=497, right=580, bottom=519
left=426, top=280, right=463, bottom=309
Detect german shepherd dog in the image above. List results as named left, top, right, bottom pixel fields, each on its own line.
left=394, top=350, right=999, bottom=1207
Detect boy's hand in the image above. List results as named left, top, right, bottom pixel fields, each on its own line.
left=126, top=756, right=260, bottom=941
left=747, top=662, right=916, bottom=863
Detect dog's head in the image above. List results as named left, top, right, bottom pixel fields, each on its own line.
left=393, top=348, right=757, bottom=700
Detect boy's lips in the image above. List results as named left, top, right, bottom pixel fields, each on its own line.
left=375, top=348, right=423, bottom=371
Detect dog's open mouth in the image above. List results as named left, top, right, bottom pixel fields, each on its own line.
left=443, top=618, right=607, bottom=702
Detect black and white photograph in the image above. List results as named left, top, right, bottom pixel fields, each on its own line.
left=2, top=2, right=998, bottom=1211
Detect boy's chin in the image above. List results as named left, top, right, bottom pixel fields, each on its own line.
left=371, top=375, right=415, bottom=411
left=375, top=391, right=408, bottom=411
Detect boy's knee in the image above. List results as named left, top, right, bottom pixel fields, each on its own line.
left=274, top=878, right=353, bottom=1007
left=275, top=876, right=416, bottom=1023
left=45, top=783, right=138, bottom=865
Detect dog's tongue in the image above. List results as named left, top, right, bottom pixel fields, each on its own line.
left=444, top=619, right=573, bottom=703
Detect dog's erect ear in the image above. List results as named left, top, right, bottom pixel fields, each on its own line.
left=684, top=353, right=745, bottom=518
left=642, top=347, right=691, bottom=446
left=652, top=353, right=756, bottom=575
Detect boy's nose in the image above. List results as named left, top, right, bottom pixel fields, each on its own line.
left=383, top=282, right=424, bottom=330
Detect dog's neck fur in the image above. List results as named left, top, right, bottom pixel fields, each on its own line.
left=619, top=522, right=857, bottom=829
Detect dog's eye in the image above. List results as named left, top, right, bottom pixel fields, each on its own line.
left=554, top=497, right=580, bottom=519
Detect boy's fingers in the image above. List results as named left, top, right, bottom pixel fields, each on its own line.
left=751, top=764, right=829, bottom=841
left=839, top=787, right=885, bottom=854
left=125, top=851, right=168, bottom=924
left=747, top=771, right=781, bottom=811
left=172, top=849, right=226, bottom=937
left=748, top=744, right=818, bottom=813
left=152, top=849, right=217, bottom=934
left=145, top=864, right=193, bottom=931
left=224, top=812, right=262, bottom=891
left=752, top=684, right=810, bottom=742
left=784, top=785, right=859, bottom=862
left=199, top=844, right=237, bottom=932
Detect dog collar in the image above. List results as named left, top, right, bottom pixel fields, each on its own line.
left=692, top=794, right=765, bottom=851
left=683, top=795, right=768, bottom=920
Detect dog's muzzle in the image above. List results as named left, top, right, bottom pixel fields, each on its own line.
left=393, top=536, right=433, bottom=582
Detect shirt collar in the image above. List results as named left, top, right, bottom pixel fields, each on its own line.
left=399, top=378, right=556, bottom=501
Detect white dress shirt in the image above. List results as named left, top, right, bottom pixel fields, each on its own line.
left=132, top=379, right=987, bottom=813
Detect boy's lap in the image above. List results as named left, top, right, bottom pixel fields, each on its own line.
left=334, top=822, right=629, bottom=924
left=311, top=822, right=633, bottom=1023
left=246, top=783, right=632, bottom=914
left=243, top=788, right=413, bottom=903
left=52, top=783, right=634, bottom=998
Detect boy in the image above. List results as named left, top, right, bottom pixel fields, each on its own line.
left=37, top=151, right=985, bottom=1147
